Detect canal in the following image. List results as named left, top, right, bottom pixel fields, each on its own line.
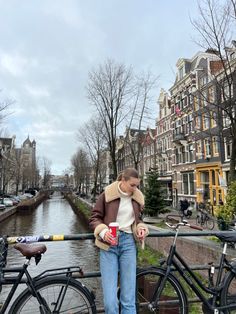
left=0, top=191, right=102, bottom=308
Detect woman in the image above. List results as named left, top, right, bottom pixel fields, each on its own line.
left=89, top=168, right=149, bottom=314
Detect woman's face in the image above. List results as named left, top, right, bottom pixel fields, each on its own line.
left=121, top=177, right=140, bottom=195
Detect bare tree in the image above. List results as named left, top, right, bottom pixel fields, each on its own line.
left=11, top=149, right=23, bottom=195
left=77, top=116, right=106, bottom=199
left=0, top=92, right=13, bottom=123
left=41, top=157, right=52, bottom=188
left=0, top=149, right=15, bottom=194
left=87, top=59, right=133, bottom=179
left=124, top=71, right=158, bottom=169
left=71, top=148, right=91, bottom=194
left=192, top=0, right=236, bottom=181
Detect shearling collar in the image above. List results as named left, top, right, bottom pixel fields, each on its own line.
left=104, top=181, right=144, bottom=206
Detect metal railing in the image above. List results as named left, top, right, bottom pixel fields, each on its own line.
left=6, top=230, right=235, bottom=312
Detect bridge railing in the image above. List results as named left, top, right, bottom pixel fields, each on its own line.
left=4, top=230, right=235, bottom=312
left=6, top=229, right=234, bottom=244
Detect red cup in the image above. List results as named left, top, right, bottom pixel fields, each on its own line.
left=109, top=222, right=119, bottom=245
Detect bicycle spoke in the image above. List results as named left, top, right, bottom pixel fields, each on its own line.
left=136, top=270, right=186, bottom=313
left=9, top=277, right=95, bottom=314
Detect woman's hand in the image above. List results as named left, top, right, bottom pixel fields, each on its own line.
left=104, top=230, right=117, bottom=245
left=137, top=228, right=147, bottom=241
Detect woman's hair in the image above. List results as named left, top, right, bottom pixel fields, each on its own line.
left=117, top=168, right=139, bottom=181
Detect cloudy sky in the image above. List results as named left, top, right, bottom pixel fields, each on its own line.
left=0, top=0, right=200, bottom=174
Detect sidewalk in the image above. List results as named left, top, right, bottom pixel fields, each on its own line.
left=143, top=208, right=219, bottom=231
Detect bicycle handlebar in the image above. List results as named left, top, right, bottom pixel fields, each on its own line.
left=165, top=216, right=203, bottom=231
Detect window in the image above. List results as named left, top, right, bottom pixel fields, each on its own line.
left=204, top=138, right=211, bottom=157
left=203, top=114, right=210, bottom=130
left=195, top=115, right=201, bottom=131
left=181, top=146, right=186, bottom=163
left=188, top=144, right=194, bottom=162
left=211, top=112, right=217, bottom=127
left=194, top=96, right=199, bottom=111
left=212, top=137, right=219, bottom=156
left=223, top=113, right=231, bottom=128
left=188, top=114, right=193, bottom=133
left=196, top=140, right=202, bottom=159
left=182, top=172, right=194, bottom=195
left=225, top=140, right=231, bottom=160
left=179, top=66, right=184, bottom=80
left=221, top=81, right=233, bottom=102
left=208, top=86, right=215, bottom=103
left=199, top=75, right=208, bottom=87
left=202, top=90, right=208, bottom=106
left=175, top=148, right=179, bottom=164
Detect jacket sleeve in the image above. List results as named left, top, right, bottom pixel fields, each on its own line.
left=136, top=204, right=149, bottom=235
left=89, top=193, right=107, bottom=231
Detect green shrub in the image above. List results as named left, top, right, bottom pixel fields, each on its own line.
left=144, top=169, right=165, bottom=217
left=216, top=181, right=236, bottom=226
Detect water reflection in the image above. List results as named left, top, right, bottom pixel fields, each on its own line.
left=0, top=192, right=102, bottom=307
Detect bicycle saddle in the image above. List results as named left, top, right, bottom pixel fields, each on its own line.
left=14, top=243, right=47, bottom=258
left=216, top=232, right=236, bottom=243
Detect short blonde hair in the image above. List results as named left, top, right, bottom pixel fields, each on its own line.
left=117, top=168, right=139, bottom=181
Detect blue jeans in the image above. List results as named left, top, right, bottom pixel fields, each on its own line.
left=100, top=231, right=137, bottom=314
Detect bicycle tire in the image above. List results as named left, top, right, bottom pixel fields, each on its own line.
left=206, top=216, right=215, bottom=230
left=136, top=268, right=188, bottom=313
left=9, top=276, right=96, bottom=314
left=196, top=215, right=201, bottom=225
left=220, top=270, right=236, bottom=313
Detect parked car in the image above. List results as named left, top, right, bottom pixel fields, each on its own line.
left=0, top=203, right=6, bottom=210
left=25, top=189, right=38, bottom=196
left=19, top=193, right=33, bottom=200
left=9, top=195, right=20, bottom=204
left=1, top=198, right=13, bottom=207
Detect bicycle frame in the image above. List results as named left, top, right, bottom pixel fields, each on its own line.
left=0, top=260, right=43, bottom=313
left=152, top=227, right=236, bottom=312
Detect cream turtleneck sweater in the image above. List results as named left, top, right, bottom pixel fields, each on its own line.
left=99, top=182, right=135, bottom=239
left=116, top=182, right=135, bottom=233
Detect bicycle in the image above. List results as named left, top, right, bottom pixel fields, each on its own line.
left=0, top=235, right=96, bottom=313
left=135, top=215, right=236, bottom=313
left=179, top=200, right=192, bottom=219
left=196, top=209, right=215, bottom=230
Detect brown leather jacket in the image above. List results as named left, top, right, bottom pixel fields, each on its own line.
left=89, top=181, right=149, bottom=250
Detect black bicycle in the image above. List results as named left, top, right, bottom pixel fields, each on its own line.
left=136, top=216, right=236, bottom=313
left=196, top=209, right=215, bottom=230
left=0, top=235, right=96, bottom=313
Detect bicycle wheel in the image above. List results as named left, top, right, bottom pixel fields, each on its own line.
left=220, top=271, right=236, bottom=313
left=9, top=276, right=96, bottom=314
left=136, top=268, right=188, bottom=313
left=206, top=216, right=215, bottom=230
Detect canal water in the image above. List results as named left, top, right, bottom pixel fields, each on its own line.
left=0, top=191, right=103, bottom=308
